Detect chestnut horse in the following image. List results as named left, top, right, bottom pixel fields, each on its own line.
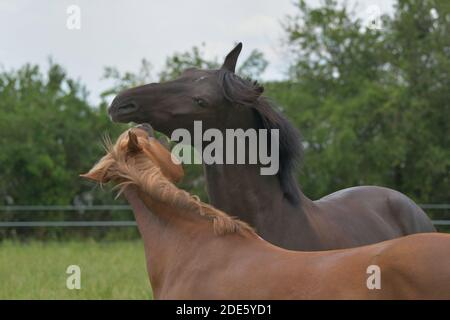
left=107, top=43, right=435, bottom=251
left=81, top=125, right=449, bottom=299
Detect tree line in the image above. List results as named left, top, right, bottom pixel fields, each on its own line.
left=0, top=0, right=448, bottom=214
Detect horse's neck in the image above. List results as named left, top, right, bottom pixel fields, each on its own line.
left=203, top=163, right=284, bottom=224
left=199, top=106, right=320, bottom=244
left=203, top=162, right=324, bottom=249
left=203, top=110, right=288, bottom=219
left=122, top=187, right=255, bottom=297
left=202, top=136, right=312, bottom=223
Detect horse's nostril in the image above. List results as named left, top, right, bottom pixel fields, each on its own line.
left=116, top=102, right=139, bottom=115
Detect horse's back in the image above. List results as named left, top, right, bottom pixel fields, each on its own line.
left=313, top=186, right=435, bottom=248
left=378, top=233, right=450, bottom=299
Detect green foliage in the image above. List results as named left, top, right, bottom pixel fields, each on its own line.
left=101, top=59, right=153, bottom=99
left=0, top=0, right=448, bottom=230
left=0, top=61, right=127, bottom=205
left=280, top=0, right=450, bottom=203
left=158, top=43, right=268, bottom=81
left=236, top=48, right=269, bottom=80
left=102, top=43, right=268, bottom=93
left=159, top=44, right=220, bottom=81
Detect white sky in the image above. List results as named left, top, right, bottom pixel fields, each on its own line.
left=0, top=0, right=395, bottom=104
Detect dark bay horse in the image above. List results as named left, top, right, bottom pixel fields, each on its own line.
left=108, top=43, right=435, bottom=250
left=81, top=126, right=450, bottom=299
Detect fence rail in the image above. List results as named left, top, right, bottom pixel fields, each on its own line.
left=419, top=204, right=450, bottom=209
left=0, top=205, right=131, bottom=212
left=0, top=221, right=136, bottom=227
left=0, top=204, right=448, bottom=227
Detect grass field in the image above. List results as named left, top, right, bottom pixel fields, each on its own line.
left=0, top=240, right=152, bottom=299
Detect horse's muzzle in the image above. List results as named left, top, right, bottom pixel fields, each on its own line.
left=134, top=123, right=154, bottom=137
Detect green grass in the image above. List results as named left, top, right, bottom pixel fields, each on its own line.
left=0, top=240, right=152, bottom=299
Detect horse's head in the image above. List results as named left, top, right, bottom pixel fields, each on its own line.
left=108, top=43, right=303, bottom=205
left=108, top=43, right=264, bottom=136
left=81, top=123, right=184, bottom=184
left=82, top=127, right=256, bottom=237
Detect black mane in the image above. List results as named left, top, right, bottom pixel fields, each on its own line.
left=217, top=70, right=303, bottom=205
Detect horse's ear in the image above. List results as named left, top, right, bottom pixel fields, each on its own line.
left=80, top=169, right=109, bottom=183
left=80, top=159, right=111, bottom=183
left=128, top=130, right=142, bottom=153
left=221, top=42, right=242, bottom=73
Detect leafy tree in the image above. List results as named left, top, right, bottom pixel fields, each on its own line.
left=159, top=44, right=220, bottom=82
left=101, top=58, right=153, bottom=100
left=0, top=61, right=126, bottom=205
left=281, top=0, right=449, bottom=203
left=3, top=0, right=447, bottom=212
left=158, top=43, right=268, bottom=81
left=102, top=43, right=268, bottom=93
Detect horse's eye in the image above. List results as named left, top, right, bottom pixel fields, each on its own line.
left=193, top=97, right=207, bottom=107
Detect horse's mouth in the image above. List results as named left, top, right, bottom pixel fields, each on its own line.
left=134, top=123, right=154, bottom=137
left=108, top=101, right=140, bottom=122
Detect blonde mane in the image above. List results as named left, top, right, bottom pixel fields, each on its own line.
left=102, top=131, right=256, bottom=237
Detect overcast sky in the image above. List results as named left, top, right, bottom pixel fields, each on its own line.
left=0, top=0, right=395, bottom=104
